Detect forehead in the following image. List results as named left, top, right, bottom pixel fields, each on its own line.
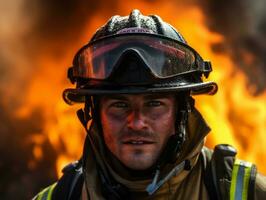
left=100, top=93, right=176, bottom=101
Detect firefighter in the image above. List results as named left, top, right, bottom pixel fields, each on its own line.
left=34, top=9, right=266, bottom=200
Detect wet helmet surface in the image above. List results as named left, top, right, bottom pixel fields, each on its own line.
left=63, top=9, right=217, bottom=104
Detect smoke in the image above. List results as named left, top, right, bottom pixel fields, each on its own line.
left=0, top=0, right=125, bottom=198
left=0, top=0, right=119, bottom=103
left=0, top=105, right=58, bottom=199
left=198, top=0, right=266, bottom=94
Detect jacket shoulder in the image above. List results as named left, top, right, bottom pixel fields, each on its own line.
left=255, top=172, right=266, bottom=199
left=32, top=161, right=84, bottom=200
left=202, top=144, right=259, bottom=200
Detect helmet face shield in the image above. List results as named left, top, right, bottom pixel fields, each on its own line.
left=73, top=33, right=208, bottom=80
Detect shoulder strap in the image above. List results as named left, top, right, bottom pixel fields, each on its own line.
left=52, top=161, right=84, bottom=200
left=202, top=144, right=257, bottom=200
left=33, top=161, right=84, bottom=200
left=201, top=146, right=218, bottom=199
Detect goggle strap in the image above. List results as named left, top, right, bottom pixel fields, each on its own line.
left=203, top=61, right=212, bottom=78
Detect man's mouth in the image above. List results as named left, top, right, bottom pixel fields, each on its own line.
left=122, top=139, right=155, bottom=145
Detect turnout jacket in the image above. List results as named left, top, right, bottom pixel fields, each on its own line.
left=34, top=108, right=266, bottom=200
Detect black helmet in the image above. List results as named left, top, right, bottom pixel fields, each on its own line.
left=63, top=9, right=217, bottom=104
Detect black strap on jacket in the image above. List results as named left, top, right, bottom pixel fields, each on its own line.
left=202, top=144, right=257, bottom=200
left=52, top=161, right=84, bottom=200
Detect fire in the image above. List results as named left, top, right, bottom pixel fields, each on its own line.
left=13, top=1, right=266, bottom=177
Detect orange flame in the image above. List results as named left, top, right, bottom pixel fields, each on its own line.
left=15, top=2, right=266, bottom=176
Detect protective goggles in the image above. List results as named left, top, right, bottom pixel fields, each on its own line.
left=72, top=33, right=212, bottom=79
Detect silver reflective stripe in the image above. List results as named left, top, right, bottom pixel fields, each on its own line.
left=41, top=188, right=49, bottom=200
left=235, top=165, right=245, bottom=200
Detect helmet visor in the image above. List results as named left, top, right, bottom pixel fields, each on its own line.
left=73, top=34, right=207, bottom=79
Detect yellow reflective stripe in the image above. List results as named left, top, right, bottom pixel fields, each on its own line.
left=230, top=159, right=252, bottom=200
left=242, top=165, right=252, bottom=200
left=230, top=162, right=239, bottom=200
left=36, top=187, right=48, bottom=200
left=36, top=183, right=57, bottom=200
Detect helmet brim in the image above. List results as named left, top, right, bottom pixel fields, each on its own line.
left=63, top=81, right=218, bottom=105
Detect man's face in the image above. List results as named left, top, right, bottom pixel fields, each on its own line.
left=100, top=93, right=176, bottom=170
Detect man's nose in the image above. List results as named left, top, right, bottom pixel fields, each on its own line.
left=127, top=110, right=147, bottom=130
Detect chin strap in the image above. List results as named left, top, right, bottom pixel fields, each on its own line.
left=146, top=95, right=193, bottom=196
left=77, top=98, right=129, bottom=200
left=146, top=159, right=191, bottom=195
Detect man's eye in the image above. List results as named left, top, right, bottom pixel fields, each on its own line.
left=146, top=101, right=162, bottom=107
left=112, top=102, right=128, bottom=108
